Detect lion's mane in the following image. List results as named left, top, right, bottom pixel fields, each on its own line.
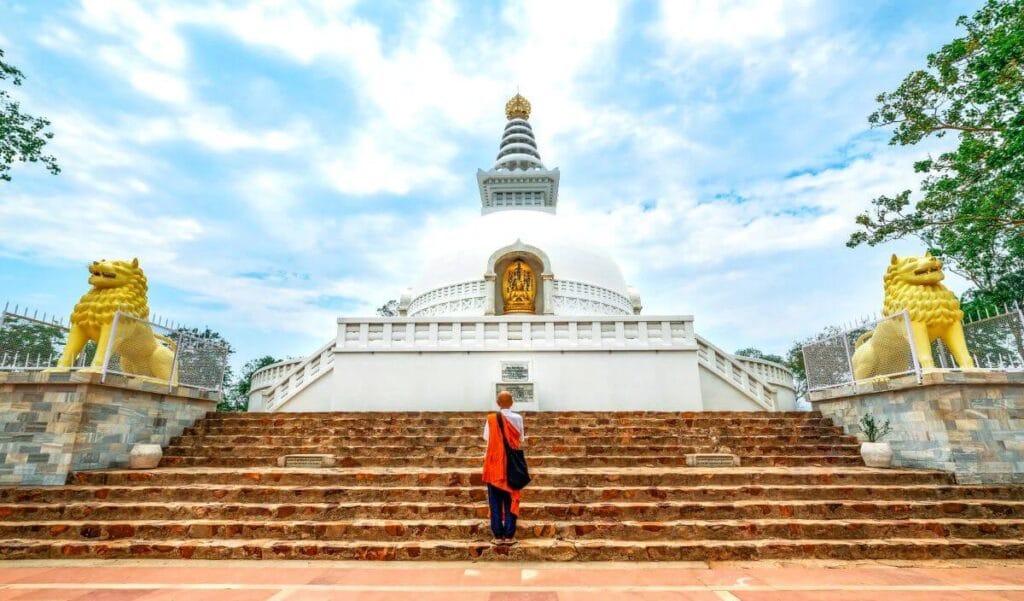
left=70, top=261, right=149, bottom=331
left=882, top=257, right=962, bottom=326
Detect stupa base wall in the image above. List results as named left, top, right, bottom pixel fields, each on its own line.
left=318, top=349, right=705, bottom=412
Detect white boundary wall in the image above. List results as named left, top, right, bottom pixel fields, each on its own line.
left=275, top=316, right=711, bottom=412
left=258, top=315, right=789, bottom=413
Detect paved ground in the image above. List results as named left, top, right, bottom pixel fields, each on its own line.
left=1, top=560, right=1024, bottom=600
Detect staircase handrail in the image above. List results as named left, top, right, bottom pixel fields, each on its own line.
left=695, top=334, right=777, bottom=411
left=250, top=357, right=304, bottom=392
left=265, top=339, right=337, bottom=412
left=733, top=355, right=797, bottom=391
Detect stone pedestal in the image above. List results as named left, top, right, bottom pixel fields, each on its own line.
left=0, top=371, right=219, bottom=485
left=810, top=370, right=1024, bottom=483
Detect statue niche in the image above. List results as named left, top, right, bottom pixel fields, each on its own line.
left=502, top=259, right=537, bottom=314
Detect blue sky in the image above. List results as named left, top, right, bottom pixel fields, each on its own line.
left=0, top=0, right=980, bottom=369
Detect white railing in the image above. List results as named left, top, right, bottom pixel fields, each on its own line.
left=266, top=316, right=785, bottom=413
left=735, top=356, right=797, bottom=391
left=696, top=335, right=777, bottom=411
left=250, top=358, right=304, bottom=392
left=266, top=340, right=336, bottom=412
left=335, top=315, right=697, bottom=352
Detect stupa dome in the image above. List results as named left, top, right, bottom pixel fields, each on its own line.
left=401, top=94, right=639, bottom=318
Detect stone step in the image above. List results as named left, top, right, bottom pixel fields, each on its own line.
left=161, top=443, right=863, bottom=458
left=193, top=415, right=839, bottom=425
left=202, top=411, right=823, bottom=420
left=171, top=434, right=859, bottom=446
left=191, top=426, right=837, bottom=435
left=70, top=467, right=953, bottom=487
left=3, top=518, right=1023, bottom=542
left=192, top=418, right=838, bottom=428
left=3, top=537, right=1023, bottom=561
left=159, top=454, right=864, bottom=468
left=4, top=499, right=1020, bottom=521
left=9, top=483, right=1017, bottom=504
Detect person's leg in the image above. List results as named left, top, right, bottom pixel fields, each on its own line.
left=502, top=492, right=517, bottom=540
left=486, top=484, right=504, bottom=541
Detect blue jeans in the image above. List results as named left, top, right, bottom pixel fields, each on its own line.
left=486, top=484, right=517, bottom=539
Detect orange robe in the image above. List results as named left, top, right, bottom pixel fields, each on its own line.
left=482, top=412, right=522, bottom=515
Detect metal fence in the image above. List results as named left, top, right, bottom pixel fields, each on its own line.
left=804, top=302, right=1024, bottom=393
left=935, top=302, right=1024, bottom=370
left=0, top=307, right=93, bottom=369
left=803, top=311, right=918, bottom=392
left=0, top=304, right=228, bottom=392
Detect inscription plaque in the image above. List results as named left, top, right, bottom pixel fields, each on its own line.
left=496, top=383, right=534, bottom=404
left=684, top=453, right=740, bottom=468
left=501, top=361, right=530, bottom=383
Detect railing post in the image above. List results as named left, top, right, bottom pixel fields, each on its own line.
left=168, top=328, right=182, bottom=393
left=840, top=326, right=855, bottom=385
left=101, top=311, right=122, bottom=384
left=902, top=310, right=922, bottom=384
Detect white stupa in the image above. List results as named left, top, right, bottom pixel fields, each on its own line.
left=248, top=94, right=796, bottom=413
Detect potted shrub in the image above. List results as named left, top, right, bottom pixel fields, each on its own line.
left=858, top=414, right=893, bottom=468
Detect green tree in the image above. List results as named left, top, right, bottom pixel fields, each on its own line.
left=734, top=347, right=786, bottom=365
left=0, top=317, right=97, bottom=367
left=848, top=0, right=1024, bottom=300
left=222, top=355, right=281, bottom=412
left=376, top=299, right=400, bottom=316
left=0, top=319, right=64, bottom=365
left=1, top=48, right=59, bottom=182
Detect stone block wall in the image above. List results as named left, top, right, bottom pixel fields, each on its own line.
left=0, top=371, right=219, bottom=485
left=810, top=370, right=1024, bottom=484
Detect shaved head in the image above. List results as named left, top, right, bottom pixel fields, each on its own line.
left=497, top=390, right=514, bottom=408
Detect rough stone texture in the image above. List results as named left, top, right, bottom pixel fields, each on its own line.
left=0, top=371, right=218, bottom=485
left=811, top=370, right=1024, bottom=484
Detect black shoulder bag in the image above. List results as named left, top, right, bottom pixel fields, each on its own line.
left=495, top=412, right=531, bottom=490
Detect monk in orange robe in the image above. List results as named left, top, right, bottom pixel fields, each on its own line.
left=482, top=390, right=524, bottom=545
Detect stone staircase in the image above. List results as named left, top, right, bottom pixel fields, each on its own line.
left=2, top=411, right=1024, bottom=561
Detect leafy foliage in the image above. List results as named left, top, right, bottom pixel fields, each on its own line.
left=859, top=413, right=892, bottom=443
left=0, top=319, right=65, bottom=364
left=221, top=355, right=280, bottom=412
left=848, top=0, right=1024, bottom=296
left=734, top=347, right=786, bottom=365
left=376, top=299, right=400, bottom=316
left=0, top=48, right=59, bottom=182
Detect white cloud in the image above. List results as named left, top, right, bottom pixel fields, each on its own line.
left=3, top=0, right=972, bottom=364
left=0, top=194, right=201, bottom=267
left=76, top=0, right=189, bottom=69
left=656, top=0, right=816, bottom=51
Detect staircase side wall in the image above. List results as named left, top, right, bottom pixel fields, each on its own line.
left=0, top=372, right=218, bottom=485
left=698, top=364, right=774, bottom=411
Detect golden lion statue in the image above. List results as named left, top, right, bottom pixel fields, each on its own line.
left=852, top=252, right=973, bottom=379
left=54, top=258, right=176, bottom=381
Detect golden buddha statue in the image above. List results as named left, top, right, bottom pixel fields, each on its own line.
left=502, top=259, right=536, bottom=313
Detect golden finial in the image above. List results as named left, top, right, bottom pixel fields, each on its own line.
left=505, top=93, right=531, bottom=120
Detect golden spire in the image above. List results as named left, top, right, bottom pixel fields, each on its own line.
left=505, top=93, right=531, bottom=120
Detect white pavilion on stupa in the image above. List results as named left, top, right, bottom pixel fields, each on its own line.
left=248, top=94, right=797, bottom=413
